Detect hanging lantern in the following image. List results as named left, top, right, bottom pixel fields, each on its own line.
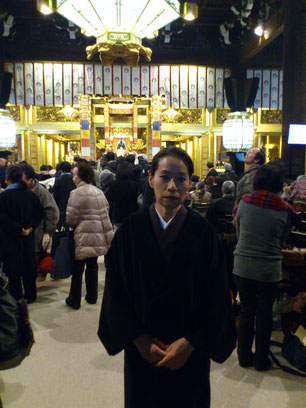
left=0, top=109, right=16, bottom=148
left=223, top=111, right=254, bottom=150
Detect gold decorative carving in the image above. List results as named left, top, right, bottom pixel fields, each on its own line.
left=261, top=110, right=282, bottom=124
left=36, top=107, right=80, bottom=122
left=86, top=34, right=152, bottom=66
left=216, top=109, right=230, bottom=124
left=7, top=106, right=21, bottom=122
left=161, top=108, right=202, bottom=124
left=138, top=108, right=147, bottom=116
left=95, top=107, right=104, bottom=115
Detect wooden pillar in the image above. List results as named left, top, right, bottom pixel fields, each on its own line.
left=281, top=0, right=306, bottom=177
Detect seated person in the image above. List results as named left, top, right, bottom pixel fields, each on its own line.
left=190, top=174, right=200, bottom=192
left=206, top=180, right=235, bottom=234
left=191, top=181, right=212, bottom=204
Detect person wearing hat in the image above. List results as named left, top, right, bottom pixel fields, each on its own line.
left=99, top=169, right=115, bottom=195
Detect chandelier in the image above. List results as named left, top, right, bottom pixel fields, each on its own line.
left=54, top=0, right=181, bottom=65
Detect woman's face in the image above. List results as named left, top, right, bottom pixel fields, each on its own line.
left=149, top=156, right=190, bottom=211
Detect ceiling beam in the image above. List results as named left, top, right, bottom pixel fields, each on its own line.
left=239, top=9, right=284, bottom=65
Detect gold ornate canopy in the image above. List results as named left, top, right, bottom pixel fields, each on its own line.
left=55, top=0, right=180, bottom=65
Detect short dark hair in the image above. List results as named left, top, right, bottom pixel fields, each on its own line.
left=151, top=147, right=194, bottom=178
left=116, top=161, right=134, bottom=180
left=126, top=154, right=135, bottom=164
left=21, top=163, right=36, bottom=180
left=6, top=165, right=25, bottom=187
left=191, top=174, right=200, bottom=183
left=40, top=164, right=48, bottom=171
left=60, top=161, right=71, bottom=173
left=254, top=164, right=284, bottom=193
left=207, top=162, right=214, bottom=169
left=47, top=165, right=53, bottom=171
left=76, top=162, right=95, bottom=184
left=106, top=152, right=115, bottom=162
left=255, top=149, right=266, bottom=165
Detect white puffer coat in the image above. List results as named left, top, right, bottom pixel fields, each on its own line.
left=66, top=181, right=114, bottom=260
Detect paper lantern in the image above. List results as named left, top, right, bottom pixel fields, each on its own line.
left=0, top=109, right=16, bottom=148
left=223, top=112, right=254, bottom=150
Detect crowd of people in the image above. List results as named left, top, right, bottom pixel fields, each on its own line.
left=0, top=147, right=305, bottom=407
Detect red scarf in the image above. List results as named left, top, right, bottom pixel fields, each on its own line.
left=242, top=190, right=300, bottom=226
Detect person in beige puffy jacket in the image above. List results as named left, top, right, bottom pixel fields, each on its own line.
left=65, top=162, right=114, bottom=309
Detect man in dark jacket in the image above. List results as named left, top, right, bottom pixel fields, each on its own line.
left=206, top=180, right=236, bottom=234
left=235, top=148, right=265, bottom=206
left=53, top=161, right=75, bottom=229
left=205, top=162, right=218, bottom=179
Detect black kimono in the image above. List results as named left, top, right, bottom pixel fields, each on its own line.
left=0, top=187, right=44, bottom=301
left=98, top=205, right=236, bottom=408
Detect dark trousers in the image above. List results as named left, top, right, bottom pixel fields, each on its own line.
left=234, top=275, right=278, bottom=365
left=124, top=343, right=211, bottom=408
left=2, top=238, right=37, bottom=302
left=67, top=257, right=98, bottom=307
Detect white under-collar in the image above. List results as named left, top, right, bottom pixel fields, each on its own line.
left=154, top=206, right=176, bottom=230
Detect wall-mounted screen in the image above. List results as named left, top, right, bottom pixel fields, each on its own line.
left=288, top=124, right=306, bottom=145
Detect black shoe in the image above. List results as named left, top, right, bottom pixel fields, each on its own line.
left=255, top=356, right=272, bottom=371
left=85, top=296, right=97, bottom=305
left=238, top=353, right=254, bottom=368
left=65, top=297, right=80, bottom=310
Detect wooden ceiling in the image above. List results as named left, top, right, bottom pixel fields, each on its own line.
left=0, top=0, right=283, bottom=68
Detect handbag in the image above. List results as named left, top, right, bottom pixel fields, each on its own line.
left=50, top=227, right=74, bottom=279
left=0, top=283, right=35, bottom=370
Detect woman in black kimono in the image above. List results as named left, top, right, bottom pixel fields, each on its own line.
left=98, top=147, right=236, bottom=408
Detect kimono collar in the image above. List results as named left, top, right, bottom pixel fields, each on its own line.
left=149, top=204, right=187, bottom=262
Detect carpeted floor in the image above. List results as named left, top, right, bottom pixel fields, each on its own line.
left=0, top=258, right=305, bottom=408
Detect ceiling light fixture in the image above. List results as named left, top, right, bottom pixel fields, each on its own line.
left=54, top=0, right=181, bottom=65
left=146, top=31, right=158, bottom=39
left=37, top=0, right=57, bottom=15
left=254, top=21, right=264, bottom=36
left=182, top=2, right=198, bottom=21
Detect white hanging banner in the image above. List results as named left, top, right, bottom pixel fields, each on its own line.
left=44, top=63, right=53, bottom=106
left=224, top=68, right=231, bottom=108
left=24, top=63, right=34, bottom=106
left=72, top=64, right=84, bottom=105
left=198, top=67, right=206, bottom=108
left=6, top=63, right=15, bottom=105
left=262, top=69, right=270, bottom=109
left=113, top=65, right=122, bottom=95
left=159, top=65, right=170, bottom=107
left=253, top=70, right=262, bottom=110
left=215, top=68, right=224, bottom=108
left=171, top=65, right=179, bottom=108
left=150, top=66, right=159, bottom=96
left=94, top=64, right=103, bottom=95
left=189, top=66, right=197, bottom=108
left=141, top=66, right=149, bottom=96
left=180, top=66, right=188, bottom=107
left=122, top=66, right=131, bottom=96
left=207, top=67, right=215, bottom=108
left=103, top=66, right=112, bottom=95
left=34, top=63, right=44, bottom=106
left=15, top=63, right=25, bottom=105
left=53, top=63, right=63, bottom=105
left=279, top=70, right=283, bottom=110
left=63, top=64, right=72, bottom=105
left=132, top=66, right=140, bottom=95
left=270, top=70, right=279, bottom=110
left=85, top=64, right=94, bottom=95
